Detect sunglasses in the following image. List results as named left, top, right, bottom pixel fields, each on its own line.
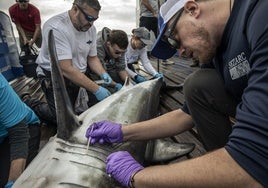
left=162, top=8, right=184, bottom=49
left=17, top=0, right=29, bottom=3
left=141, top=41, right=147, bottom=48
left=74, top=3, right=98, bottom=22
left=114, top=50, right=126, bottom=55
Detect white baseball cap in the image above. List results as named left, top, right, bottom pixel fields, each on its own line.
left=151, top=0, right=188, bottom=59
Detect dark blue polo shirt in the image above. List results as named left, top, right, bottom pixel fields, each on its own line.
left=222, top=0, right=268, bottom=186
left=182, top=0, right=268, bottom=186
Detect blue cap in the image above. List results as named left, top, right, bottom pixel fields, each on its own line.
left=151, top=0, right=187, bottom=59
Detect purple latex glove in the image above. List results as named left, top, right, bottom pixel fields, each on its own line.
left=85, top=120, right=123, bottom=144
left=106, top=151, right=144, bottom=188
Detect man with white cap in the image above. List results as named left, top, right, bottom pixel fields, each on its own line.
left=125, top=27, right=164, bottom=83
left=85, top=0, right=267, bottom=187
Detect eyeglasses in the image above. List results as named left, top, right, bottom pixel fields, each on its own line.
left=162, top=8, right=184, bottom=49
left=16, top=0, right=29, bottom=3
left=74, top=3, right=98, bottom=22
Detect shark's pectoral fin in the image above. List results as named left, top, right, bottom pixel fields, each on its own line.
left=145, top=139, right=195, bottom=165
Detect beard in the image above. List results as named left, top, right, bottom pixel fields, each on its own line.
left=78, top=23, right=92, bottom=32
left=191, top=25, right=217, bottom=64
left=73, top=18, right=92, bottom=32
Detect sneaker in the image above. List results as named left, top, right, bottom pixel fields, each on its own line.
left=162, top=60, right=175, bottom=65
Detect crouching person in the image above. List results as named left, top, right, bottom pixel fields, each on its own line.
left=125, top=27, right=164, bottom=83
left=0, top=73, right=40, bottom=188
left=92, top=27, right=129, bottom=93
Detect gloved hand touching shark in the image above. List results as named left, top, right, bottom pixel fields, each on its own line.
left=85, top=120, right=144, bottom=188
left=85, top=120, right=123, bottom=144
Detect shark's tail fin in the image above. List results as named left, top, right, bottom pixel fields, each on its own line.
left=48, top=30, right=80, bottom=140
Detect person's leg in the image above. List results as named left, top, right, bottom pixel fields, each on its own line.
left=0, top=138, right=11, bottom=187
left=183, top=69, right=238, bottom=151
left=149, top=17, right=158, bottom=39
left=38, top=72, right=80, bottom=119
left=139, top=17, right=157, bottom=38
left=22, top=94, right=57, bottom=126
left=64, top=77, right=80, bottom=108
left=38, top=76, right=57, bottom=123
left=139, top=16, right=146, bottom=28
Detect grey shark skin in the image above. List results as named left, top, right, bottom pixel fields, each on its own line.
left=13, top=30, right=162, bottom=188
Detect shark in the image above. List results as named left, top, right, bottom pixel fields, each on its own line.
left=13, top=30, right=194, bottom=188
left=13, top=30, right=163, bottom=188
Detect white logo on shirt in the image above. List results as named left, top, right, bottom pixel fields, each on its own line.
left=228, top=52, right=250, bottom=80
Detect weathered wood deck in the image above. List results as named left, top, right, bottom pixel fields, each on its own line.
left=9, top=55, right=207, bottom=163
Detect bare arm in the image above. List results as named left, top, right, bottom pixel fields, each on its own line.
left=87, top=55, right=118, bottom=86
left=16, top=24, right=27, bottom=45
left=133, top=148, right=262, bottom=188
left=118, top=70, right=130, bottom=83
left=141, top=0, right=158, bottom=17
left=8, top=158, right=26, bottom=182
left=29, top=24, right=41, bottom=47
left=59, top=59, right=99, bottom=93
left=123, top=109, right=194, bottom=141
left=87, top=56, right=106, bottom=76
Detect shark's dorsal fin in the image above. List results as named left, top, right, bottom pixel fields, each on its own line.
left=48, top=30, right=80, bottom=140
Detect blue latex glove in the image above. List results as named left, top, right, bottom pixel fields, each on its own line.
left=93, top=86, right=111, bottom=101
left=4, top=181, right=14, bottom=188
left=106, top=151, right=144, bottom=188
left=85, top=120, right=123, bottom=144
left=154, top=73, right=164, bottom=81
left=114, top=83, right=123, bottom=91
left=134, top=75, right=146, bottom=83
left=100, top=73, right=113, bottom=86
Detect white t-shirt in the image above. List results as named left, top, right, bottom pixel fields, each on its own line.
left=36, top=11, right=97, bottom=75
left=125, top=38, right=157, bottom=78
left=140, top=0, right=158, bottom=17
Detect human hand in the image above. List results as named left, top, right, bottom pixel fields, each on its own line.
left=101, top=73, right=113, bottom=86
left=85, top=120, right=123, bottom=144
left=93, top=86, right=111, bottom=101
left=154, top=73, right=164, bottom=81
left=4, top=181, right=14, bottom=188
left=23, top=37, right=28, bottom=46
left=106, top=151, right=144, bottom=188
left=114, top=83, right=123, bottom=91
left=134, top=75, right=146, bottom=83
left=28, top=40, right=34, bottom=47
